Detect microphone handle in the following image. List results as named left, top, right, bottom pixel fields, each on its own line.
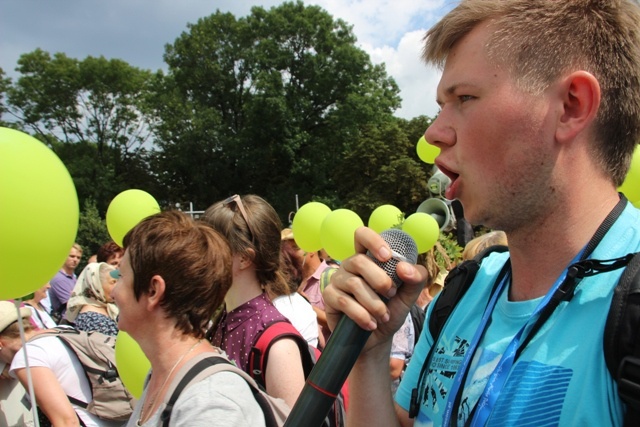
left=283, top=314, right=371, bottom=427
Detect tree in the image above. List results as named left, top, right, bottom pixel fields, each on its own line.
left=76, top=198, right=110, bottom=272
left=149, top=1, right=401, bottom=217
left=333, top=117, right=430, bottom=220
left=4, top=50, right=157, bottom=214
left=0, top=68, right=10, bottom=127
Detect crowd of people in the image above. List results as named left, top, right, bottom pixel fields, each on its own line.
left=0, top=196, right=452, bottom=426
left=3, top=0, right=640, bottom=425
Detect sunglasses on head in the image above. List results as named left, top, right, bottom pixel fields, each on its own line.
left=223, top=194, right=256, bottom=242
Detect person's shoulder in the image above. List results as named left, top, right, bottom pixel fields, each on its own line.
left=75, top=312, right=118, bottom=336
left=11, top=335, right=63, bottom=371
left=477, top=250, right=510, bottom=273
left=174, top=370, right=265, bottom=421
left=49, top=270, right=66, bottom=285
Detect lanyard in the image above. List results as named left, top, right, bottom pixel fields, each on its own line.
left=469, top=251, right=583, bottom=426
left=441, top=268, right=508, bottom=426
left=441, top=250, right=584, bottom=427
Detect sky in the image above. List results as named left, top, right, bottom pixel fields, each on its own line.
left=0, top=0, right=455, bottom=119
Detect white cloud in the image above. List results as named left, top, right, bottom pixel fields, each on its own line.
left=308, top=0, right=448, bottom=118
left=312, top=0, right=445, bottom=46
left=0, top=0, right=450, bottom=119
left=364, top=30, right=442, bottom=119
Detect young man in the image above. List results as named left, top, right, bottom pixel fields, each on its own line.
left=323, top=1, right=640, bottom=426
left=48, top=243, right=83, bottom=319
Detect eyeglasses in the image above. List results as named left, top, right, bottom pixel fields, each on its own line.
left=223, top=194, right=256, bottom=242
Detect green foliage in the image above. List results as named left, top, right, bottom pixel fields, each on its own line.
left=334, top=117, right=429, bottom=219
left=0, top=2, right=456, bottom=239
left=76, top=198, right=110, bottom=270
left=0, top=68, right=11, bottom=126
left=437, top=231, right=464, bottom=268
left=150, top=1, right=402, bottom=218
left=5, top=50, right=157, bottom=214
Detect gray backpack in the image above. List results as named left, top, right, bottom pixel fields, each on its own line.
left=29, top=327, right=136, bottom=421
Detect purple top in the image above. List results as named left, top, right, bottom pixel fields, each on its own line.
left=49, top=269, right=76, bottom=314
left=211, top=292, right=289, bottom=373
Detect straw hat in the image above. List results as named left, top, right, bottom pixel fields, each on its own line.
left=0, top=301, right=31, bottom=333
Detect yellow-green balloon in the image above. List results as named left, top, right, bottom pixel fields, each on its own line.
left=416, top=135, right=440, bottom=164
left=321, top=209, right=364, bottom=261
left=0, top=127, right=79, bottom=299
left=106, top=189, right=161, bottom=247
left=402, top=212, right=440, bottom=253
left=115, top=331, right=151, bottom=399
left=368, top=204, right=403, bottom=233
left=619, top=145, right=640, bottom=203
left=292, top=202, right=332, bottom=252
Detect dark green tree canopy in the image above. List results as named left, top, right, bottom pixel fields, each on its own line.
left=5, top=49, right=157, bottom=213
left=0, top=3, right=458, bottom=258
left=151, top=1, right=401, bottom=215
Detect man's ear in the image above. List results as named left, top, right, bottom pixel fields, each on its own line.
left=146, top=275, right=166, bottom=311
left=556, top=71, right=601, bottom=144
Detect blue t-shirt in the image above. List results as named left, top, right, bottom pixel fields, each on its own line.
left=396, top=202, right=640, bottom=426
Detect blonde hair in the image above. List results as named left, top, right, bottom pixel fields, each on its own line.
left=418, top=249, right=442, bottom=286
left=462, top=230, right=508, bottom=261
left=423, top=0, right=640, bottom=186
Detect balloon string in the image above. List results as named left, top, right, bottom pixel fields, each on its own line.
left=14, top=300, right=40, bottom=427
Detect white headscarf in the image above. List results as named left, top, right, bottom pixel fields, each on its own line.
left=66, top=262, right=119, bottom=322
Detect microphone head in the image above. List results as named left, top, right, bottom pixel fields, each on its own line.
left=367, top=229, right=419, bottom=287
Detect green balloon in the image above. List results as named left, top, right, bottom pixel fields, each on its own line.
left=292, top=202, right=332, bottom=252
left=402, top=213, right=440, bottom=253
left=416, top=135, right=440, bottom=164
left=368, top=204, right=403, bottom=233
left=106, top=189, right=161, bottom=247
left=115, top=331, right=151, bottom=399
left=321, top=209, right=364, bottom=261
left=619, top=145, right=640, bottom=203
left=0, top=127, right=79, bottom=299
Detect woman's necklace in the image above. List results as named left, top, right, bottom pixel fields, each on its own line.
left=137, top=339, right=203, bottom=426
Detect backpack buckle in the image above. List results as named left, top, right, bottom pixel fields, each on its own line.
left=617, top=356, right=640, bottom=409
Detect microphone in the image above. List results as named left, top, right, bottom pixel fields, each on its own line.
left=284, top=229, right=419, bottom=427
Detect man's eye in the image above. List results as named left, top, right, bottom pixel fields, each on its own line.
left=459, top=95, right=474, bottom=102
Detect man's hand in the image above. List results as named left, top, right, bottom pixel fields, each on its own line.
left=323, top=226, right=428, bottom=353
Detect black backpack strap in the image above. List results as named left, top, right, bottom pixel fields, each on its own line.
left=428, top=244, right=508, bottom=340
left=160, top=357, right=229, bottom=427
left=409, top=304, right=426, bottom=346
left=410, top=244, right=509, bottom=419
left=160, top=356, right=285, bottom=427
left=604, top=251, right=640, bottom=425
